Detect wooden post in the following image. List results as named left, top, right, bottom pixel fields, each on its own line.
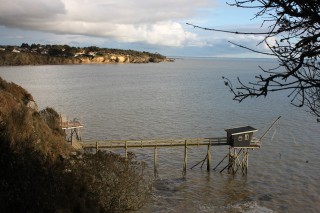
left=240, top=149, right=247, bottom=175
left=77, top=128, right=81, bottom=141
left=233, top=148, right=236, bottom=174
left=228, top=146, right=232, bottom=173
left=246, top=149, right=249, bottom=174
left=154, top=146, right=158, bottom=177
left=183, top=140, right=187, bottom=176
left=96, top=141, right=99, bottom=152
left=228, top=147, right=235, bottom=174
left=76, top=128, right=79, bottom=141
left=125, top=141, right=128, bottom=160
left=207, top=144, right=211, bottom=172
left=70, top=129, right=73, bottom=145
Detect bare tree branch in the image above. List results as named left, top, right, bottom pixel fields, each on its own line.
left=228, top=41, right=274, bottom=56
left=189, top=0, right=320, bottom=120
left=186, top=23, right=273, bottom=35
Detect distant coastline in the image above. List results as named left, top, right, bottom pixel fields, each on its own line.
left=0, top=44, right=174, bottom=66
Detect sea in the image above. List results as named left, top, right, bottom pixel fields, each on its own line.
left=0, top=57, right=319, bottom=212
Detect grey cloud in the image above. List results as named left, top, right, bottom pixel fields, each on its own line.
left=0, top=0, right=214, bottom=47
left=0, top=0, right=66, bottom=26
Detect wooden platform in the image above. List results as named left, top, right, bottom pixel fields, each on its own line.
left=71, top=140, right=84, bottom=150
left=61, top=121, right=83, bottom=130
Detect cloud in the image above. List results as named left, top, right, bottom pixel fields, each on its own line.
left=0, top=0, right=214, bottom=47
left=0, top=0, right=276, bottom=57
left=0, top=0, right=66, bottom=25
left=184, top=22, right=277, bottom=57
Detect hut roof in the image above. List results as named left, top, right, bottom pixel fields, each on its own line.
left=225, top=126, right=257, bottom=135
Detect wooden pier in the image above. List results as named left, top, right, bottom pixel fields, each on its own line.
left=79, top=137, right=261, bottom=176
left=61, top=115, right=280, bottom=176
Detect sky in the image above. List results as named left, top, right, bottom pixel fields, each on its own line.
left=0, top=0, right=274, bottom=57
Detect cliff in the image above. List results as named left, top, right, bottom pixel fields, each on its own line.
left=79, top=53, right=166, bottom=64
left=0, top=48, right=169, bottom=66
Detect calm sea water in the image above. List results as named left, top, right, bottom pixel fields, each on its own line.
left=0, top=58, right=319, bottom=212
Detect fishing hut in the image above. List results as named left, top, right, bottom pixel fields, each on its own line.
left=219, top=126, right=260, bottom=174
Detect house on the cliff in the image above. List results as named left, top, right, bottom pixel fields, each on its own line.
left=74, top=50, right=86, bottom=57
left=12, top=49, right=21, bottom=53
left=88, top=51, right=97, bottom=56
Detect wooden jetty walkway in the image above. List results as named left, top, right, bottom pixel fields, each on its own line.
left=79, top=137, right=261, bottom=176
left=81, top=137, right=229, bottom=149
left=61, top=115, right=280, bottom=176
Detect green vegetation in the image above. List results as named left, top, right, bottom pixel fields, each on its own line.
left=0, top=51, right=81, bottom=66
left=0, top=43, right=168, bottom=65
left=0, top=77, right=151, bottom=212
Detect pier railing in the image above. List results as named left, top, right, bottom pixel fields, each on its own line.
left=81, top=137, right=228, bottom=149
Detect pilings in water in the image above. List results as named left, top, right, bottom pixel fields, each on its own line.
left=125, top=141, right=128, bottom=159
left=154, top=146, right=158, bottom=178
left=61, top=116, right=280, bottom=177
left=80, top=137, right=258, bottom=177
left=70, top=136, right=262, bottom=177
left=183, top=140, right=188, bottom=176
left=207, top=143, right=211, bottom=172
left=217, top=147, right=251, bottom=175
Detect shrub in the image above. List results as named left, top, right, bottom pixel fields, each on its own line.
left=0, top=77, right=152, bottom=212
left=68, top=151, right=151, bottom=212
left=39, top=107, right=65, bottom=136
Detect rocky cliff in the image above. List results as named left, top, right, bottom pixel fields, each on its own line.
left=0, top=51, right=168, bottom=66
left=79, top=53, right=166, bottom=64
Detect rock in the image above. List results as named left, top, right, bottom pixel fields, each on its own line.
left=92, top=56, right=105, bottom=63
left=110, top=55, right=117, bottom=62
left=26, top=100, right=38, bottom=111
left=80, top=57, right=91, bottom=63
left=117, top=56, right=126, bottom=63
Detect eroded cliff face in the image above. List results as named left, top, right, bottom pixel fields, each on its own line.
left=0, top=51, right=168, bottom=66
left=78, top=53, right=165, bottom=64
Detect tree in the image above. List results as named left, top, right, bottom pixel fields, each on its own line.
left=188, top=1, right=320, bottom=120
left=87, top=46, right=99, bottom=52
left=30, top=43, right=40, bottom=49
left=20, top=43, right=29, bottom=49
left=48, top=47, right=64, bottom=57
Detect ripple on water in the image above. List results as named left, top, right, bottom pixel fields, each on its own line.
left=0, top=58, right=319, bottom=212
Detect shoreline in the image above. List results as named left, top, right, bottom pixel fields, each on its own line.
left=0, top=59, right=174, bottom=66
left=0, top=45, right=171, bottom=66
